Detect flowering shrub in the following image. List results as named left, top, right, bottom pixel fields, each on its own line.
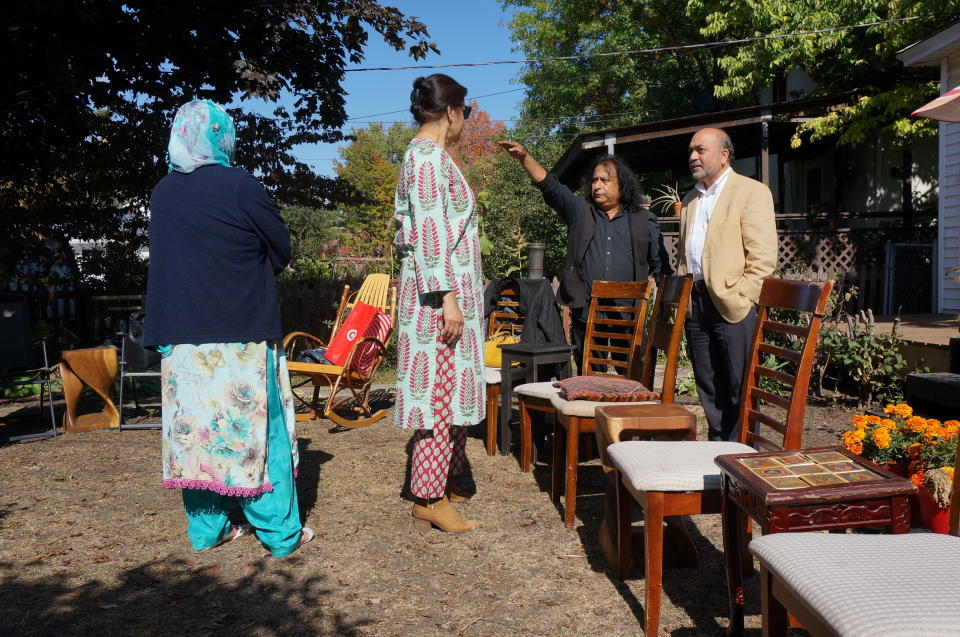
left=841, top=403, right=959, bottom=489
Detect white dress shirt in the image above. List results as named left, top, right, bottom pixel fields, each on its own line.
left=687, top=167, right=732, bottom=280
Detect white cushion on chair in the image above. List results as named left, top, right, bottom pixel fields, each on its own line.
left=608, top=441, right=756, bottom=491
left=549, top=393, right=657, bottom=418
left=750, top=533, right=960, bottom=637
left=515, top=381, right=559, bottom=400
left=485, top=368, right=501, bottom=385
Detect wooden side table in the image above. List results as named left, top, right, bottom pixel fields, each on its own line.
left=716, top=446, right=916, bottom=636
left=497, top=342, right=573, bottom=455
left=60, top=346, right=119, bottom=432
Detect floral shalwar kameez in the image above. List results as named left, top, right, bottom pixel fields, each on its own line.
left=393, top=137, right=485, bottom=498
left=147, top=100, right=304, bottom=556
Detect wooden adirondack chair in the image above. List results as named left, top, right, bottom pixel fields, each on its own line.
left=283, top=274, right=397, bottom=428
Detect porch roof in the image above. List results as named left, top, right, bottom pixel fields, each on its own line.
left=550, top=95, right=849, bottom=188
left=897, top=21, right=960, bottom=68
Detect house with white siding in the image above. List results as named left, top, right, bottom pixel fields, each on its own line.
left=899, top=22, right=960, bottom=314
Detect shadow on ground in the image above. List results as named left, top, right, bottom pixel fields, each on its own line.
left=0, top=557, right=363, bottom=636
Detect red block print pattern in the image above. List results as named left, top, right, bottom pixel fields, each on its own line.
left=421, top=216, right=440, bottom=269
left=392, top=136, right=483, bottom=432
left=417, top=161, right=438, bottom=210
left=409, top=331, right=466, bottom=498
left=408, top=351, right=430, bottom=401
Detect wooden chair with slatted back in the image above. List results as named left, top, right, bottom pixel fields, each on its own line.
left=591, top=275, right=693, bottom=565
left=523, top=275, right=693, bottom=473
left=606, top=277, right=833, bottom=637
left=284, top=273, right=397, bottom=427
left=546, top=280, right=653, bottom=525
left=634, top=274, right=693, bottom=405
left=484, top=283, right=525, bottom=455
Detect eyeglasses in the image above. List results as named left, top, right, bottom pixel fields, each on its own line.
left=462, top=105, right=472, bottom=120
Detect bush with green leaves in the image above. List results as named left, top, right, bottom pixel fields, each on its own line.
left=809, top=281, right=920, bottom=407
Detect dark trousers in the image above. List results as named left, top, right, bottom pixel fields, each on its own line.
left=685, top=287, right=757, bottom=441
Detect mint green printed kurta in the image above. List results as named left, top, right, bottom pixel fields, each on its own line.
left=393, top=137, right=485, bottom=430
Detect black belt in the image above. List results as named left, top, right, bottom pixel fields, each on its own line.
left=692, top=279, right=708, bottom=292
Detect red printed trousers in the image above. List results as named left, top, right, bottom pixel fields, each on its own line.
left=409, top=330, right=467, bottom=499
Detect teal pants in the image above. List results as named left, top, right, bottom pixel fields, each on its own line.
left=181, top=347, right=303, bottom=557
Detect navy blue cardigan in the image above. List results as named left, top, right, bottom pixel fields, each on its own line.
left=143, top=165, right=291, bottom=346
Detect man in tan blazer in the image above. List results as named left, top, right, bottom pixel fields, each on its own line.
left=677, top=128, right=777, bottom=440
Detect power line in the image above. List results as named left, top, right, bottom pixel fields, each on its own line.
left=344, top=15, right=925, bottom=72
left=348, top=86, right=527, bottom=120
left=342, top=107, right=656, bottom=126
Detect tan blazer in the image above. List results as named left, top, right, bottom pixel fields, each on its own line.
left=676, top=170, right=777, bottom=323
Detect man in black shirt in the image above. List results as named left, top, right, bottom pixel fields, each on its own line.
left=499, top=141, right=671, bottom=369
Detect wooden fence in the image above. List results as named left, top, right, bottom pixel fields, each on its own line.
left=277, top=277, right=367, bottom=337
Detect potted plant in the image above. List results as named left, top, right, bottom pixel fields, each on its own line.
left=649, top=184, right=683, bottom=217
left=840, top=403, right=959, bottom=532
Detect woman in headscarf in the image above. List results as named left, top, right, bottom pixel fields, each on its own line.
left=144, top=99, right=312, bottom=556
left=394, top=74, right=485, bottom=533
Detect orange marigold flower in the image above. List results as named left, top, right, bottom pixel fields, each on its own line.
left=867, top=415, right=881, bottom=425
left=879, top=418, right=896, bottom=429
left=884, top=404, right=896, bottom=415
left=946, top=467, right=955, bottom=479
left=871, top=428, right=892, bottom=449
left=926, top=419, right=942, bottom=428
left=851, top=415, right=869, bottom=428
left=910, top=471, right=926, bottom=487
left=907, top=416, right=928, bottom=433
left=895, top=403, right=913, bottom=418
left=842, top=431, right=866, bottom=452
left=944, top=420, right=959, bottom=428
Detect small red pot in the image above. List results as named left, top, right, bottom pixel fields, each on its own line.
left=916, top=484, right=952, bottom=534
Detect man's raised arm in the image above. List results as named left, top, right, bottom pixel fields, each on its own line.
left=498, top=140, right=580, bottom=225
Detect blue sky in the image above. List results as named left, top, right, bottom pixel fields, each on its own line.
left=293, top=1, right=525, bottom=176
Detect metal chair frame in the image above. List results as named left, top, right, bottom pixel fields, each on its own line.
left=0, top=337, right=59, bottom=443
left=116, top=333, right=162, bottom=430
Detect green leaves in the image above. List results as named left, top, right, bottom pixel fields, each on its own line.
left=506, top=0, right=957, bottom=153
left=2, top=1, right=437, bottom=288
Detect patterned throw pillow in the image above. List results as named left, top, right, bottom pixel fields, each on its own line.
left=351, top=312, right=393, bottom=376
left=552, top=376, right=660, bottom=402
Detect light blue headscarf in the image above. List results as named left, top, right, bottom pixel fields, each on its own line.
left=167, top=100, right=236, bottom=173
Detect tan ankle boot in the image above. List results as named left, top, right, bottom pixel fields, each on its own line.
left=446, top=482, right=472, bottom=503
left=412, top=497, right=480, bottom=533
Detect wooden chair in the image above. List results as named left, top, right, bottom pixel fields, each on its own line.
left=546, top=280, right=653, bottom=526
left=607, top=277, right=833, bottom=637
left=751, top=442, right=960, bottom=637
left=518, top=277, right=685, bottom=474
left=484, top=283, right=524, bottom=455
left=284, top=274, right=397, bottom=427
left=592, top=274, right=693, bottom=565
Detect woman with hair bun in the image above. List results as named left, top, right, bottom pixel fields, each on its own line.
left=393, top=74, right=484, bottom=533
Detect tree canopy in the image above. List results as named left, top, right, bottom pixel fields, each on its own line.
left=332, top=122, right=416, bottom=271
left=321, top=102, right=521, bottom=280
left=502, top=0, right=958, bottom=148
left=1, top=1, right=437, bottom=289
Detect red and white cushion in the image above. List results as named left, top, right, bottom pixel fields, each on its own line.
left=350, top=312, right=392, bottom=376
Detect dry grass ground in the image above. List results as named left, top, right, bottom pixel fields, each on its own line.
left=0, top=380, right=852, bottom=636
